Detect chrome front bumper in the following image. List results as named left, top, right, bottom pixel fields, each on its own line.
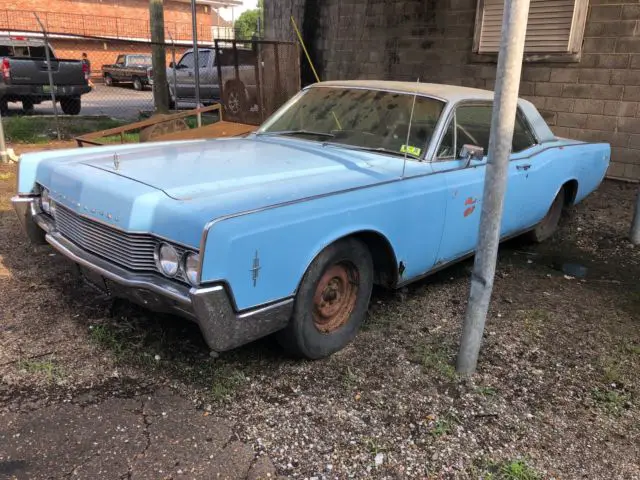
left=11, top=195, right=293, bottom=353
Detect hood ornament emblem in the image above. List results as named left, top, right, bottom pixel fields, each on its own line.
left=113, top=153, right=120, bottom=171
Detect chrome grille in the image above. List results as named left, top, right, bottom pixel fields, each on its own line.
left=54, top=204, right=165, bottom=272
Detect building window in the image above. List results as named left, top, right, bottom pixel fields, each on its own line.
left=473, top=0, right=589, bottom=56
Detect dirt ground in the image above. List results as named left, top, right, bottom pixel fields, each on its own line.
left=0, top=154, right=639, bottom=479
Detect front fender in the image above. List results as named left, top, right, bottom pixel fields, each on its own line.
left=199, top=200, right=399, bottom=311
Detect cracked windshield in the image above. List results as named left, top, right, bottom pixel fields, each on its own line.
left=260, top=87, right=445, bottom=158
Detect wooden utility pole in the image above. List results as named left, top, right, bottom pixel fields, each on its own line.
left=457, top=0, right=531, bottom=375
left=150, top=0, right=169, bottom=113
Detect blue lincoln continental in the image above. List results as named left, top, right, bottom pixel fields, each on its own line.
left=12, top=81, right=610, bottom=359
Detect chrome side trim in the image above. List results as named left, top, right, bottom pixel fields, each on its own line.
left=46, top=231, right=192, bottom=305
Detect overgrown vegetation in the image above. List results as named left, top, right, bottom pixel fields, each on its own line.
left=17, top=358, right=64, bottom=383
left=412, top=343, right=457, bottom=380
left=3, top=116, right=126, bottom=143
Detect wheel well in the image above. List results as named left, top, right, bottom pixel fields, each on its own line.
left=351, top=231, right=398, bottom=288
left=562, top=180, right=578, bottom=206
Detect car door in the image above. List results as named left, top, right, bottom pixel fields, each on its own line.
left=431, top=103, right=491, bottom=264
left=196, top=49, right=215, bottom=102
left=432, top=102, right=541, bottom=264
left=175, top=51, right=195, bottom=99
left=114, top=55, right=126, bottom=81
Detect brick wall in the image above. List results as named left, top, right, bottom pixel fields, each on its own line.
left=0, top=0, right=217, bottom=42
left=266, top=0, right=640, bottom=181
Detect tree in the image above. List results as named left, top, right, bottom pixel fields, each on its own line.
left=234, top=0, right=263, bottom=40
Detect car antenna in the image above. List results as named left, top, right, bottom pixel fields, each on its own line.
left=402, top=78, right=420, bottom=178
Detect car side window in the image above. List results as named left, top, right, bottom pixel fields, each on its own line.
left=455, top=105, right=492, bottom=157
left=512, top=111, right=537, bottom=153
left=116, top=55, right=125, bottom=65
left=437, top=116, right=456, bottom=159
left=179, top=52, right=195, bottom=69
left=198, top=51, right=210, bottom=68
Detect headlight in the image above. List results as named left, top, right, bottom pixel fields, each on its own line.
left=40, top=188, right=51, bottom=214
left=183, top=252, right=200, bottom=286
left=155, top=243, right=179, bottom=277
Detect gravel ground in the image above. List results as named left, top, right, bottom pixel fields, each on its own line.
left=1, top=156, right=639, bottom=479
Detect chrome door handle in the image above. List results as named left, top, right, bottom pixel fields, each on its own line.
left=517, top=164, right=531, bottom=171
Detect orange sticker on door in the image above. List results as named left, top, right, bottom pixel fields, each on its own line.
left=464, top=197, right=477, bottom=217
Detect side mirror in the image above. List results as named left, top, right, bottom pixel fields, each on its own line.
left=169, top=61, right=175, bottom=68
left=460, top=144, right=484, bottom=167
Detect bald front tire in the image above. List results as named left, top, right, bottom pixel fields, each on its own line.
left=277, top=238, right=374, bottom=359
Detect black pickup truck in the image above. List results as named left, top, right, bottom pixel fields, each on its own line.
left=0, top=35, right=90, bottom=115
left=102, top=54, right=152, bottom=91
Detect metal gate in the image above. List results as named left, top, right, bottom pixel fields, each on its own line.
left=214, top=39, right=300, bottom=125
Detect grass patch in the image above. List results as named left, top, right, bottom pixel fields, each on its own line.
left=17, top=358, right=64, bottom=382
left=3, top=116, right=127, bottom=143
left=412, top=343, right=457, bottom=381
left=476, top=386, right=499, bottom=397
left=98, top=132, right=141, bottom=144
left=471, top=458, right=542, bottom=480
left=428, top=411, right=461, bottom=437
left=591, top=387, right=631, bottom=415
left=342, top=365, right=361, bottom=390
left=210, top=365, right=246, bottom=401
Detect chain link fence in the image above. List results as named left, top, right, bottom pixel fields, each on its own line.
left=1, top=22, right=299, bottom=144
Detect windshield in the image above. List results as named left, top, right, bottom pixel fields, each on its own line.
left=259, top=87, right=445, bottom=158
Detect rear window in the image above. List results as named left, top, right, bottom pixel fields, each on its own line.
left=216, top=49, right=256, bottom=67
left=0, top=43, right=53, bottom=58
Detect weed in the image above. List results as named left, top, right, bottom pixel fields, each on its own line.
left=17, top=358, right=64, bottom=382
left=591, top=388, right=631, bottom=415
left=498, top=459, right=542, bottom=480
left=413, top=344, right=457, bottom=380
left=429, top=411, right=460, bottom=437
left=210, top=366, right=246, bottom=401
left=90, top=323, right=128, bottom=358
left=342, top=365, right=360, bottom=390
left=363, top=437, right=384, bottom=456
left=476, top=386, right=499, bottom=397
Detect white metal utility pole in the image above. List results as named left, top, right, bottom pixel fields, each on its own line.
left=457, top=0, right=531, bottom=375
left=631, top=187, right=640, bottom=245
left=191, top=0, right=202, bottom=127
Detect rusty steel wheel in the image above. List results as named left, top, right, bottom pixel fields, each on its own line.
left=277, top=238, right=374, bottom=359
left=312, top=262, right=360, bottom=334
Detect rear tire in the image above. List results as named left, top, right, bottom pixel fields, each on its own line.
left=60, top=97, right=81, bottom=115
left=132, top=76, right=143, bottom=91
left=0, top=98, right=8, bottom=115
left=223, top=81, right=247, bottom=117
left=104, top=74, right=114, bottom=87
left=277, top=238, right=374, bottom=359
left=22, top=99, right=34, bottom=113
left=527, top=188, right=565, bottom=243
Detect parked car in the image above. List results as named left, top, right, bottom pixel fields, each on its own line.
left=0, top=35, right=90, bottom=115
left=167, top=46, right=257, bottom=115
left=12, top=81, right=610, bottom=359
left=102, top=54, right=152, bottom=91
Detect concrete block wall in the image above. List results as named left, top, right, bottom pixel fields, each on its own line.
left=266, top=0, right=640, bottom=181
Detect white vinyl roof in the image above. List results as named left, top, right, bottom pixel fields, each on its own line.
left=313, top=80, right=496, bottom=103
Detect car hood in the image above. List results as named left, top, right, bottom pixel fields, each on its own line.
left=33, top=137, right=405, bottom=248
left=79, top=136, right=401, bottom=202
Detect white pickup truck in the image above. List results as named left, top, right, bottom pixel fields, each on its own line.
left=166, top=46, right=257, bottom=116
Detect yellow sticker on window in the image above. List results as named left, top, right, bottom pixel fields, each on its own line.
left=401, top=145, right=422, bottom=156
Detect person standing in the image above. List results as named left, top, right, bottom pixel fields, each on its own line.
left=81, top=52, right=94, bottom=89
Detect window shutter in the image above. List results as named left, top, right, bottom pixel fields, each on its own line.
left=477, top=0, right=579, bottom=54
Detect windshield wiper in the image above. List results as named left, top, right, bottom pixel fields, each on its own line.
left=323, top=142, right=421, bottom=160
left=258, top=130, right=335, bottom=138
